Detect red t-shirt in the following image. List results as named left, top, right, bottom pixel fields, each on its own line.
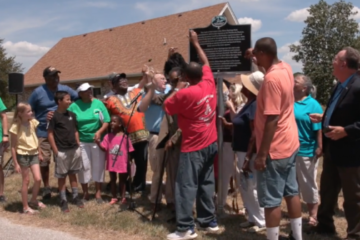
left=164, top=65, right=217, bottom=152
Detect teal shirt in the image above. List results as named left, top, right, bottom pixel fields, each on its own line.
left=0, top=98, right=6, bottom=143
left=294, top=95, right=323, bottom=157
left=68, top=99, right=110, bottom=143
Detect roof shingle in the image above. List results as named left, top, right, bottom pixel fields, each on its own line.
left=25, top=3, right=228, bottom=86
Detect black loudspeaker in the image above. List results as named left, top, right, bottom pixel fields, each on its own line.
left=8, top=73, right=24, bottom=94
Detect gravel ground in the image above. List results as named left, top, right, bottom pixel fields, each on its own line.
left=0, top=217, right=84, bottom=240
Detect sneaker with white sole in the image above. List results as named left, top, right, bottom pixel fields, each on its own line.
left=166, top=229, right=198, bottom=240
left=197, top=220, right=219, bottom=233
left=239, top=221, right=254, bottom=228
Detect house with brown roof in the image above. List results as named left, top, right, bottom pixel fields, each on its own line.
left=21, top=2, right=239, bottom=101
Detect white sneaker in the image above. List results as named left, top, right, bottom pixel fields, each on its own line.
left=166, top=230, right=198, bottom=240
left=196, top=220, right=220, bottom=233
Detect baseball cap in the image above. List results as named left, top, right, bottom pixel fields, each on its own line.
left=111, top=73, right=127, bottom=84
left=240, top=71, right=264, bottom=96
left=43, top=66, right=61, bottom=77
left=77, top=83, right=94, bottom=92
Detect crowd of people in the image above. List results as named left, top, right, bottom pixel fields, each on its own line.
left=0, top=30, right=359, bottom=240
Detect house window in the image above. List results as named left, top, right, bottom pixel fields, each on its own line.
left=93, top=88, right=102, bottom=98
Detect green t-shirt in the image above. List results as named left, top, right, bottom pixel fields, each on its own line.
left=0, top=98, right=7, bottom=143
left=68, top=99, right=110, bottom=143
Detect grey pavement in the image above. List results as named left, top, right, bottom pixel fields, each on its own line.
left=0, top=217, right=84, bottom=240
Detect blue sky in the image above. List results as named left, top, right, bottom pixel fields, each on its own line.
left=0, top=0, right=359, bottom=74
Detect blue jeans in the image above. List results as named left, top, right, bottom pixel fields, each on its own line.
left=175, top=142, right=217, bottom=232
left=257, top=150, right=299, bottom=208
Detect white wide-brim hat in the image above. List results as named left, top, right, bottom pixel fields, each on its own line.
left=240, top=71, right=264, bottom=96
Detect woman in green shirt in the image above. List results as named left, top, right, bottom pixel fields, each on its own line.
left=68, top=83, right=110, bottom=202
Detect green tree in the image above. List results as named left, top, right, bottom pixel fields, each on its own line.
left=355, top=36, right=360, bottom=51
left=290, top=0, right=360, bottom=104
left=293, top=72, right=303, bottom=76
left=0, top=39, right=23, bottom=109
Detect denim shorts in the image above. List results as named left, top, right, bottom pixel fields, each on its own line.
left=256, top=150, right=299, bottom=208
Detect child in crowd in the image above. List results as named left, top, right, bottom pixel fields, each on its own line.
left=47, top=91, right=84, bottom=212
left=10, top=102, right=46, bottom=214
left=97, top=115, right=133, bottom=205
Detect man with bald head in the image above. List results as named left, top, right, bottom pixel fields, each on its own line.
left=164, top=30, right=218, bottom=240
left=249, top=37, right=302, bottom=240
left=309, top=47, right=360, bottom=239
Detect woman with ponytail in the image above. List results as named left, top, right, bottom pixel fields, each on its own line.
left=293, top=73, right=323, bottom=226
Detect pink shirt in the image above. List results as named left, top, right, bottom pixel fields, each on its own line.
left=101, top=133, right=134, bottom=173
left=255, top=62, right=299, bottom=159
left=164, top=65, right=218, bottom=152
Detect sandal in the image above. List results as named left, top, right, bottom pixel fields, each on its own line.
left=23, top=207, right=38, bottom=215
left=109, top=198, right=118, bottom=205
left=29, top=201, right=46, bottom=210
left=248, top=225, right=266, bottom=233
left=308, top=216, right=318, bottom=226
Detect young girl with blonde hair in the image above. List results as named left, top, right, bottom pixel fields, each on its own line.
left=10, top=102, right=46, bottom=214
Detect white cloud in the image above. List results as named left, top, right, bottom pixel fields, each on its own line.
left=238, top=17, right=262, bottom=32
left=285, top=8, right=309, bottom=22
left=3, top=41, right=50, bottom=57
left=278, top=42, right=302, bottom=72
left=134, top=2, right=151, bottom=15
left=353, top=6, right=360, bottom=20
left=286, top=6, right=360, bottom=22
left=2, top=41, right=51, bottom=72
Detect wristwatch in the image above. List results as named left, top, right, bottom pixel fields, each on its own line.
left=3, top=134, right=8, bottom=137
left=244, top=156, right=250, bottom=162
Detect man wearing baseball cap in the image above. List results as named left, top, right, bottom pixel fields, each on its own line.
left=28, top=66, right=78, bottom=200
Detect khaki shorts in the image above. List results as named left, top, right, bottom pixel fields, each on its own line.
left=295, top=155, right=319, bottom=204
left=17, top=154, right=39, bottom=167
left=55, top=147, right=82, bottom=179
left=38, top=138, right=53, bottom=167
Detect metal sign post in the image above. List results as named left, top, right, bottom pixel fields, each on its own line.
left=216, top=71, right=225, bottom=214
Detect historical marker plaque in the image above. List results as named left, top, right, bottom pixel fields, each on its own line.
left=190, top=16, right=252, bottom=73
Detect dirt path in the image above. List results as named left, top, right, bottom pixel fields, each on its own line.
left=0, top=217, right=84, bottom=240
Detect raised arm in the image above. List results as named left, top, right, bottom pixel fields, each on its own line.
left=138, top=76, right=155, bottom=113
left=189, top=30, right=210, bottom=67
left=137, top=65, right=151, bottom=89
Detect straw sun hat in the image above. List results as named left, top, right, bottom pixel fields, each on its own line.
left=240, top=71, right=264, bottom=96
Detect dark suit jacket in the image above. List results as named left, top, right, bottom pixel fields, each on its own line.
left=322, top=72, right=360, bottom=167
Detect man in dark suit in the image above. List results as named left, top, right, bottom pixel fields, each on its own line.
left=310, top=47, right=360, bottom=240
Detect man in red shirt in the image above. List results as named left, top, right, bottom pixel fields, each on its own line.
left=164, top=30, right=218, bottom=240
